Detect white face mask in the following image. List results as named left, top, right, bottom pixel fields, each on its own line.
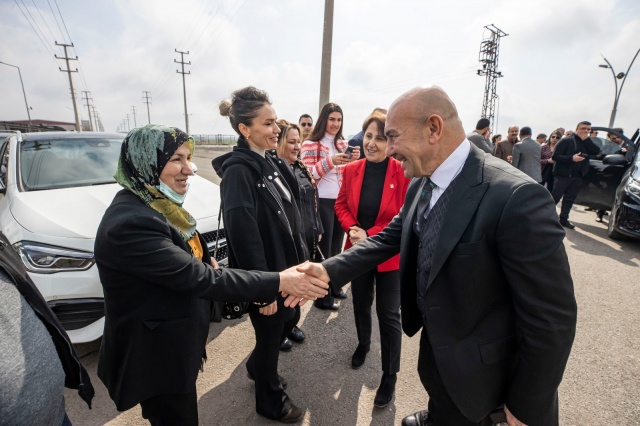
left=157, top=180, right=189, bottom=205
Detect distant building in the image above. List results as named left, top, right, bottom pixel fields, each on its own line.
left=0, top=119, right=76, bottom=132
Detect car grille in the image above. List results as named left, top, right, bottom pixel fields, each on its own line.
left=48, top=298, right=104, bottom=331
left=619, top=204, right=640, bottom=233
left=201, top=228, right=228, bottom=265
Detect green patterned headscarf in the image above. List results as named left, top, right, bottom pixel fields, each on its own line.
left=115, top=124, right=197, bottom=241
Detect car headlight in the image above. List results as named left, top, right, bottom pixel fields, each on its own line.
left=13, top=241, right=95, bottom=274
left=626, top=178, right=640, bottom=197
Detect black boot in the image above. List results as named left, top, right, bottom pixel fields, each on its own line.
left=351, top=343, right=370, bottom=369
left=374, top=373, right=397, bottom=408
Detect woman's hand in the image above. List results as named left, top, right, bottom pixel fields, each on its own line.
left=331, top=153, right=349, bottom=165
left=348, top=226, right=367, bottom=245
left=259, top=301, right=278, bottom=316
left=351, top=147, right=361, bottom=160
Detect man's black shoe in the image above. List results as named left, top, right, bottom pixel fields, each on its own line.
left=314, top=302, right=339, bottom=311
left=374, top=373, right=397, bottom=408
left=288, top=326, right=306, bottom=343
left=333, top=288, right=348, bottom=299
left=280, top=337, right=293, bottom=352
left=401, top=410, right=430, bottom=426
left=351, top=343, right=370, bottom=369
left=560, top=220, right=575, bottom=229
left=277, top=404, right=304, bottom=423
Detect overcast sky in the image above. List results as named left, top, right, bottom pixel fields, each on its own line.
left=1, top=0, right=639, bottom=138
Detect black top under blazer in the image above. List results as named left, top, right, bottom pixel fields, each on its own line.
left=322, top=145, right=577, bottom=425
left=95, top=190, right=280, bottom=411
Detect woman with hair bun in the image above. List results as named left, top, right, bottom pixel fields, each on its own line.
left=212, top=86, right=308, bottom=423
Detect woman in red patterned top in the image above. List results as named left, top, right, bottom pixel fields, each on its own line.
left=300, top=103, right=359, bottom=310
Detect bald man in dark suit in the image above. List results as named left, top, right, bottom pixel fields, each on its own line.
left=299, top=87, right=577, bottom=425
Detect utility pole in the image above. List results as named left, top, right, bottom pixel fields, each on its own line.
left=476, top=25, right=508, bottom=135
left=126, top=114, right=131, bottom=131
left=143, top=91, right=152, bottom=124
left=131, top=105, right=138, bottom=128
left=81, top=91, right=93, bottom=131
left=55, top=42, right=82, bottom=132
left=175, top=49, right=191, bottom=133
left=318, top=0, right=334, bottom=113
left=90, top=105, right=99, bottom=132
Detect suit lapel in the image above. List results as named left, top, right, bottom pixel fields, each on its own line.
left=376, top=161, right=397, bottom=223
left=427, top=147, right=489, bottom=289
left=400, top=177, right=425, bottom=267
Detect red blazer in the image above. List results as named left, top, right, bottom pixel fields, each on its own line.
left=335, top=158, right=410, bottom=272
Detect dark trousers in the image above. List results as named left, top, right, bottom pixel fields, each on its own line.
left=418, top=331, right=493, bottom=426
left=246, top=304, right=299, bottom=419
left=552, top=175, right=582, bottom=221
left=140, top=387, right=198, bottom=426
left=316, top=197, right=345, bottom=306
left=351, top=269, right=401, bottom=374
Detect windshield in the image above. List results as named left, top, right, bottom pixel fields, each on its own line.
left=19, top=138, right=123, bottom=190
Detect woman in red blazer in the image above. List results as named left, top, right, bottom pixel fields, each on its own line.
left=334, top=110, right=410, bottom=408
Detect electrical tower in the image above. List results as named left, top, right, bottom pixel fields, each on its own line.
left=175, top=49, right=191, bottom=134
left=131, top=106, right=138, bottom=128
left=143, top=91, right=152, bottom=124
left=476, top=25, right=508, bottom=134
left=55, top=42, right=82, bottom=132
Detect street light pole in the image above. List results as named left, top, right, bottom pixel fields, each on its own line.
left=599, top=47, right=640, bottom=127
left=0, top=61, right=32, bottom=131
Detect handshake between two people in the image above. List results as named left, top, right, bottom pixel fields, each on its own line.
left=278, top=261, right=331, bottom=308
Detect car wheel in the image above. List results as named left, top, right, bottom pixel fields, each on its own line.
left=607, top=208, right=628, bottom=240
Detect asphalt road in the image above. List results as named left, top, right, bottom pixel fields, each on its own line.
left=65, top=146, right=640, bottom=425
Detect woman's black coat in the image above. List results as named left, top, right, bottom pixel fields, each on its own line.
left=94, top=190, right=280, bottom=411
left=212, top=140, right=308, bottom=317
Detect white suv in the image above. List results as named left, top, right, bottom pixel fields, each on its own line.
left=0, top=131, right=227, bottom=343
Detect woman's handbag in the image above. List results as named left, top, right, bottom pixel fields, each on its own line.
left=213, top=203, right=249, bottom=321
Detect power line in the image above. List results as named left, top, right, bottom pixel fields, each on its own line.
left=13, top=0, right=56, bottom=58
left=46, top=0, right=67, bottom=43
left=31, top=0, right=58, bottom=42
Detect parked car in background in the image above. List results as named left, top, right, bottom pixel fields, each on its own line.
left=0, top=131, right=227, bottom=343
left=574, top=127, right=640, bottom=240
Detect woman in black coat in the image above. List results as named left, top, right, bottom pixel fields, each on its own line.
left=275, top=120, right=324, bottom=350
left=212, top=87, right=309, bottom=423
left=95, top=125, right=325, bottom=425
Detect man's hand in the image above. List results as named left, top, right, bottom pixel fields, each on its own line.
left=572, top=152, right=586, bottom=162
left=504, top=405, right=527, bottom=426
left=259, top=301, right=277, bottom=316
left=296, top=261, right=330, bottom=283
left=210, top=258, right=220, bottom=269
left=348, top=226, right=367, bottom=245
left=278, top=263, right=329, bottom=303
left=506, top=155, right=513, bottom=163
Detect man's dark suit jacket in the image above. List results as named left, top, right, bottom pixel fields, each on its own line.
left=323, top=145, right=577, bottom=425
left=95, top=190, right=280, bottom=411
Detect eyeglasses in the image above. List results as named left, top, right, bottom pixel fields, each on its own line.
left=300, top=123, right=313, bottom=127
left=550, top=135, right=558, bottom=139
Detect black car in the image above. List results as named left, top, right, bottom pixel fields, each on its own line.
left=573, top=126, right=640, bottom=240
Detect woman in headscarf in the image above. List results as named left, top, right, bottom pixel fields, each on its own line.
left=212, top=87, right=309, bottom=423
left=95, top=124, right=326, bottom=425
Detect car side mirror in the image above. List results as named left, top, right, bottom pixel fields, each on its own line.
left=602, top=154, right=627, bottom=166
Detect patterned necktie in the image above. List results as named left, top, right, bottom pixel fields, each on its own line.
left=413, top=178, right=435, bottom=235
